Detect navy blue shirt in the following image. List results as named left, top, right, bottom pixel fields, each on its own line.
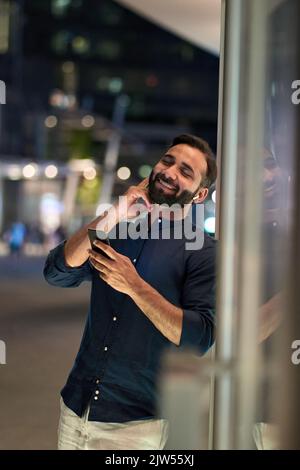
left=43, top=217, right=216, bottom=423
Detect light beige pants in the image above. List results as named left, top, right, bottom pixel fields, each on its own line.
left=58, top=398, right=169, bottom=450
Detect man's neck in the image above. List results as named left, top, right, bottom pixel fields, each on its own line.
left=150, top=203, right=192, bottom=222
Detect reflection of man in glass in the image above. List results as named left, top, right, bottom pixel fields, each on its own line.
left=254, top=149, right=288, bottom=449
left=262, top=150, right=285, bottom=213
left=258, top=149, right=286, bottom=343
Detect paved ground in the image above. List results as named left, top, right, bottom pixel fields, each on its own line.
left=0, top=255, right=91, bottom=449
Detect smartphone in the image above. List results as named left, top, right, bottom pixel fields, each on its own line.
left=88, top=228, right=111, bottom=257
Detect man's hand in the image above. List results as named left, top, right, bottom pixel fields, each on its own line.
left=88, top=240, right=142, bottom=295
left=116, top=177, right=153, bottom=221
left=89, top=240, right=183, bottom=345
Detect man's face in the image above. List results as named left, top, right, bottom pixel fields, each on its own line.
left=263, top=155, right=284, bottom=209
left=148, top=144, right=208, bottom=207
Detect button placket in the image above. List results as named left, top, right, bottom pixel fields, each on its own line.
left=93, top=381, right=100, bottom=400
left=94, top=313, right=117, bottom=384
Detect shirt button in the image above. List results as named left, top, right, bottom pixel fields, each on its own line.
left=104, top=346, right=108, bottom=351
left=95, top=390, right=99, bottom=395
left=94, top=396, right=98, bottom=400
left=133, top=258, right=137, bottom=263
left=95, top=379, right=100, bottom=384
left=113, top=316, right=117, bottom=321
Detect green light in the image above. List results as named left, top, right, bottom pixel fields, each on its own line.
left=108, top=78, right=123, bottom=94
left=138, top=165, right=152, bottom=179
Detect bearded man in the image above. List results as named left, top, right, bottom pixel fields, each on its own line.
left=43, top=134, right=217, bottom=450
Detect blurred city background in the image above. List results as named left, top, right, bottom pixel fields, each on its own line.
left=0, top=0, right=219, bottom=257
left=0, top=0, right=220, bottom=449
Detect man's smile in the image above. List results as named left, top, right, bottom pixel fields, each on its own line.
left=155, top=176, right=177, bottom=192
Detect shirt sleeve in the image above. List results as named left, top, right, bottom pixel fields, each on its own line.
left=43, top=240, right=92, bottom=288
left=179, top=244, right=216, bottom=354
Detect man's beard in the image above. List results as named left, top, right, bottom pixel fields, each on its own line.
left=148, top=170, right=199, bottom=207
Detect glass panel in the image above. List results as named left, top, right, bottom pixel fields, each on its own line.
left=259, top=0, right=298, bottom=450
left=214, top=0, right=299, bottom=449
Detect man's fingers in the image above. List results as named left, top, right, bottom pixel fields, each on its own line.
left=89, top=249, right=114, bottom=269
left=98, top=271, right=108, bottom=282
left=132, top=189, right=152, bottom=210
left=89, top=257, right=106, bottom=272
left=92, top=240, right=117, bottom=260
left=137, top=177, right=149, bottom=189
left=90, top=257, right=109, bottom=274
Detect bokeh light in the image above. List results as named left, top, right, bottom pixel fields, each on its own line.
left=117, top=166, right=131, bottom=180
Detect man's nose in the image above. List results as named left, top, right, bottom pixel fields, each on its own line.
left=263, top=168, right=274, bottom=184
left=164, top=166, right=177, bottom=181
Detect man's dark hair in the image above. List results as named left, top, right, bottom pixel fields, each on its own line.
left=168, top=134, right=217, bottom=189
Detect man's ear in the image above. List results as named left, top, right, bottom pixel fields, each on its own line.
left=192, top=187, right=209, bottom=204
